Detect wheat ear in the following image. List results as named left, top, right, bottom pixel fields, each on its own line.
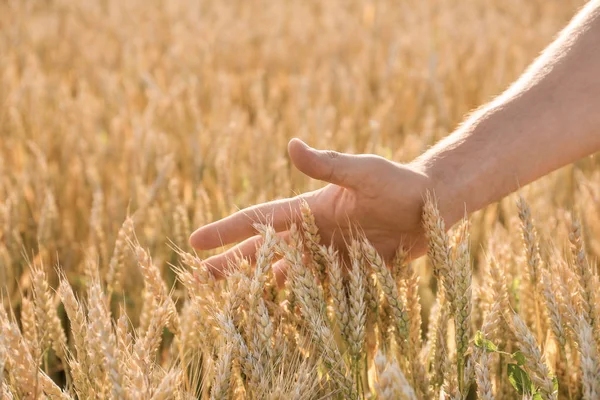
left=511, top=313, right=557, bottom=400
left=574, top=315, right=600, bottom=400
left=348, top=240, right=367, bottom=365
left=361, top=239, right=409, bottom=352
left=135, top=246, right=180, bottom=335
left=375, top=351, right=417, bottom=400
left=210, top=345, right=234, bottom=400
left=106, top=217, right=134, bottom=297
left=422, top=193, right=456, bottom=308
left=325, top=245, right=350, bottom=342
left=31, top=265, right=67, bottom=362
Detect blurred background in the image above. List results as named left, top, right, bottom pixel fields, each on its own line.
left=0, top=0, right=595, bottom=315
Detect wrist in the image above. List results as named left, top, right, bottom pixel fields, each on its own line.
left=411, top=102, right=512, bottom=229
left=410, top=158, right=464, bottom=229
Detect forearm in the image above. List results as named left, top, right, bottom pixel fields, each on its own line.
left=414, top=0, right=600, bottom=224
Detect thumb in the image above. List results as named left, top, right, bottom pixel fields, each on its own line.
left=288, top=138, right=363, bottom=188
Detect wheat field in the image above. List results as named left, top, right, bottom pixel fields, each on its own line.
left=1, top=0, right=600, bottom=398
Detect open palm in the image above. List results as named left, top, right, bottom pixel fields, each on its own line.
left=190, top=138, right=434, bottom=278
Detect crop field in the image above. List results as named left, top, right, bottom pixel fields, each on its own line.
left=1, top=0, right=599, bottom=399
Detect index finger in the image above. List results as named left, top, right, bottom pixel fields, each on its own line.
left=189, top=196, right=304, bottom=250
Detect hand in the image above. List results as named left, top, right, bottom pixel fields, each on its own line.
left=189, top=138, right=438, bottom=279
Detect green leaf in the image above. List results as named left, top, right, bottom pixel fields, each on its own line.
left=513, top=351, right=527, bottom=366
left=507, top=363, right=533, bottom=395
left=474, top=330, right=499, bottom=352
left=532, top=393, right=543, bottom=400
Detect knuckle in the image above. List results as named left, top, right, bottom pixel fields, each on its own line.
left=324, top=150, right=340, bottom=160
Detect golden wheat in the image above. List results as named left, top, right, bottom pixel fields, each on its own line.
left=1, top=0, right=598, bottom=398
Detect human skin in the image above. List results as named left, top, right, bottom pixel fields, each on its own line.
left=190, top=0, right=600, bottom=279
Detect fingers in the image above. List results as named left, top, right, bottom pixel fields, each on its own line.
left=287, top=138, right=367, bottom=188
left=191, top=138, right=361, bottom=250
left=203, top=231, right=290, bottom=279
left=189, top=197, right=304, bottom=250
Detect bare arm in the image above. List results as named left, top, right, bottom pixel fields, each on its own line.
left=416, top=0, right=600, bottom=224
left=191, top=1, right=600, bottom=277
